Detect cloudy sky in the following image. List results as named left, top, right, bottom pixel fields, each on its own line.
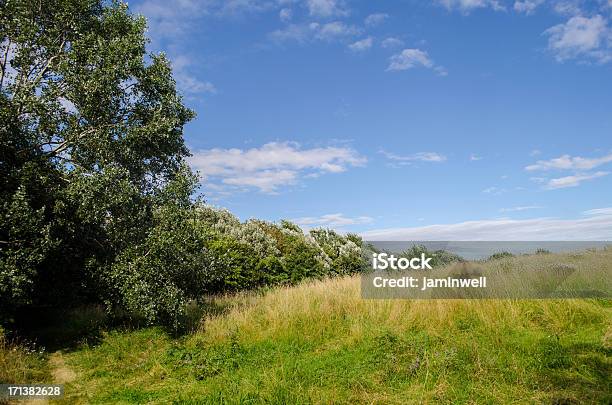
left=132, top=0, right=612, bottom=240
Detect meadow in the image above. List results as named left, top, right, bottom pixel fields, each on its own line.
left=2, top=249, right=610, bottom=404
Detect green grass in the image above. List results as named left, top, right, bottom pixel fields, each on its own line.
left=0, top=328, right=50, bottom=386
left=58, top=298, right=610, bottom=404
left=5, top=250, right=612, bottom=404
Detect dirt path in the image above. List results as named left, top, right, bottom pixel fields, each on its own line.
left=21, top=352, right=75, bottom=404
left=48, top=352, right=76, bottom=385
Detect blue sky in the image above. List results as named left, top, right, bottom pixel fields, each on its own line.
left=132, top=0, right=612, bottom=240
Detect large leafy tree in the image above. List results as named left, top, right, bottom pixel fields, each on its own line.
left=0, top=0, right=195, bottom=317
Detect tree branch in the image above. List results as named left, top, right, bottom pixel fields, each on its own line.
left=0, top=38, right=12, bottom=91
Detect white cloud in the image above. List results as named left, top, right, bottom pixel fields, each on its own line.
left=544, top=15, right=612, bottom=63
left=513, top=0, right=544, bottom=14
left=380, top=150, right=447, bottom=164
left=437, top=0, right=506, bottom=13
left=292, top=213, right=373, bottom=227
left=279, top=8, right=292, bottom=22
left=482, top=186, right=506, bottom=195
left=219, top=0, right=274, bottom=15
left=360, top=210, right=612, bottom=241
left=525, top=153, right=612, bottom=171
left=365, top=13, right=389, bottom=27
left=470, top=154, right=482, bottom=161
left=135, top=2, right=218, bottom=96
left=381, top=37, right=404, bottom=48
left=136, top=0, right=275, bottom=40
left=271, top=21, right=360, bottom=43
left=388, top=48, right=432, bottom=70
left=171, top=55, right=216, bottom=95
left=314, top=21, right=360, bottom=40
left=387, top=48, right=447, bottom=75
left=499, top=205, right=543, bottom=212
left=269, top=24, right=312, bottom=43
left=348, top=37, right=373, bottom=52
left=306, top=0, right=348, bottom=18
left=584, top=207, right=612, bottom=216
left=190, top=142, right=366, bottom=193
left=135, top=0, right=206, bottom=44
left=222, top=169, right=298, bottom=191
left=553, top=1, right=583, bottom=16
left=545, top=171, right=609, bottom=189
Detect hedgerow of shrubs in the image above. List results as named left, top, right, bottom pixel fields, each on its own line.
left=104, top=203, right=367, bottom=327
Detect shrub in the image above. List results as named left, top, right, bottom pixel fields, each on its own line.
left=488, top=251, right=515, bottom=261
left=104, top=203, right=215, bottom=328
left=309, top=229, right=363, bottom=276
left=399, top=245, right=464, bottom=268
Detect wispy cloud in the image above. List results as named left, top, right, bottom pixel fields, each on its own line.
left=544, top=15, right=612, bottom=63
left=190, top=142, right=366, bottom=193
left=525, top=153, right=612, bottom=171
left=305, top=0, right=349, bottom=18
left=553, top=1, right=583, bottom=16
left=361, top=210, right=612, bottom=241
left=525, top=153, right=612, bottom=189
left=348, top=37, right=373, bottom=52
left=313, top=21, right=361, bottom=40
left=482, top=186, right=506, bottom=195
left=270, top=21, right=360, bottom=43
left=583, top=207, right=612, bottom=216
left=279, top=8, right=292, bottom=22
left=545, top=171, right=609, bottom=189
left=513, top=0, right=544, bottom=15
left=436, top=0, right=506, bottom=14
left=387, top=48, right=447, bottom=75
left=364, top=13, right=389, bottom=27
left=470, top=154, right=482, bottom=161
left=292, top=213, right=373, bottom=227
left=135, top=1, right=217, bottom=96
left=499, top=205, right=543, bottom=212
left=135, top=0, right=205, bottom=45
left=380, top=150, right=447, bottom=165
left=381, top=37, right=404, bottom=49
left=171, top=55, right=216, bottom=95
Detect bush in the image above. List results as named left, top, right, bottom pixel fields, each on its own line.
left=101, top=204, right=369, bottom=328
left=488, top=251, right=515, bottom=261
left=309, top=229, right=363, bottom=276
left=399, top=245, right=464, bottom=268
left=104, top=203, right=215, bottom=328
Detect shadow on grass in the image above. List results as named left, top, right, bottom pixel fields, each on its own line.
left=9, top=299, right=235, bottom=352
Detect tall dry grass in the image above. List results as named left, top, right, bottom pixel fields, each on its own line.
left=198, top=248, right=612, bottom=346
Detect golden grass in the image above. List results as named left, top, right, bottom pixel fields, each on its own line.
left=200, top=248, right=612, bottom=345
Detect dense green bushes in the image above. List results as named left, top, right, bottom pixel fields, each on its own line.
left=399, top=245, right=464, bottom=267
left=103, top=203, right=367, bottom=326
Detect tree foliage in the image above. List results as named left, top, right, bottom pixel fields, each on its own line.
left=0, top=0, right=194, bottom=317
left=0, top=0, right=368, bottom=328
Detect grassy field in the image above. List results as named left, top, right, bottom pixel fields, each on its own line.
left=2, top=250, right=611, bottom=404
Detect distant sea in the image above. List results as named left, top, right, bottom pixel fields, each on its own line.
left=367, top=241, right=612, bottom=260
